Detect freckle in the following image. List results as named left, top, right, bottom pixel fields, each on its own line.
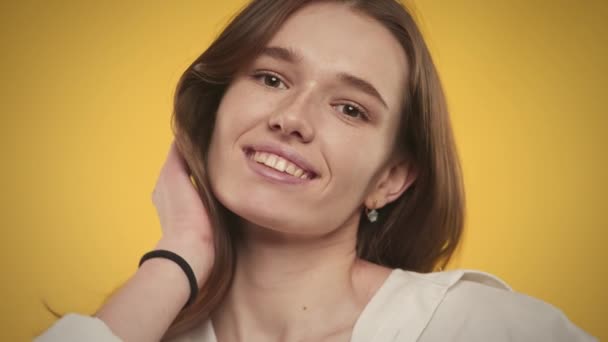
left=302, top=306, right=307, bottom=311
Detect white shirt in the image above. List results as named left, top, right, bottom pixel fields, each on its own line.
left=35, top=269, right=598, bottom=341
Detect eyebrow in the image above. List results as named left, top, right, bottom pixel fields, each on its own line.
left=260, top=46, right=303, bottom=63
left=259, top=46, right=389, bottom=109
left=336, top=72, right=388, bottom=109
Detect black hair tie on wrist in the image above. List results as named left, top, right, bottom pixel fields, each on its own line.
left=138, top=249, right=198, bottom=309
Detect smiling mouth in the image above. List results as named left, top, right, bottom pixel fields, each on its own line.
left=244, top=148, right=317, bottom=180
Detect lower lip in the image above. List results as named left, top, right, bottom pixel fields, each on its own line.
left=244, top=153, right=313, bottom=185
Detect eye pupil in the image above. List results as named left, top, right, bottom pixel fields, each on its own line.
left=265, top=76, right=280, bottom=87
left=345, top=105, right=358, bottom=117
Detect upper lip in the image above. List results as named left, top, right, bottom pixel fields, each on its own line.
left=243, top=143, right=320, bottom=177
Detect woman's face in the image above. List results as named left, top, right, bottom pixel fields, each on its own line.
left=207, top=2, right=409, bottom=235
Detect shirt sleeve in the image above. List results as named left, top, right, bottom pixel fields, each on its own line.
left=419, top=279, right=598, bottom=342
left=34, top=313, right=122, bottom=342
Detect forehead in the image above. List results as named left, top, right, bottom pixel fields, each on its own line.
left=266, top=2, right=409, bottom=113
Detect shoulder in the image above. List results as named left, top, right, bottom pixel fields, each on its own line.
left=354, top=268, right=596, bottom=341
left=397, top=269, right=597, bottom=342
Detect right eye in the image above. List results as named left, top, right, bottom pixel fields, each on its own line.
left=252, top=71, right=288, bottom=90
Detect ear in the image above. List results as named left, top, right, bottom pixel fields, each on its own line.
left=365, top=160, right=417, bottom=210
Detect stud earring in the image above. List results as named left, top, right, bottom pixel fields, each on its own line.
left=365, top=201, right=379, bottom=223
left=366, top=208, right=378, bottom=223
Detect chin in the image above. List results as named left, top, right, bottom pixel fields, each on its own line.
left=214, top=188, right=316, bottom=236
left=234, top=200, right=307, bottom=234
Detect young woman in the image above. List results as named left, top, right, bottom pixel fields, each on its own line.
left=36, top=0, right=596, bottom=341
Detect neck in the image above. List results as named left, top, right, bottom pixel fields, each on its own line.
left=212, top=215, right=389, bottom=341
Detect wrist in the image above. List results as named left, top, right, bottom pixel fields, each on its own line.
left=153, top=235, right=213, bottom=287
left=137, top=257, right=192, bottom=301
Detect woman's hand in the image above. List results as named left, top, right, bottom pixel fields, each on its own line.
left=151, top=140, right=215, bottom=286
left=78, top=141, right=215, bottom=342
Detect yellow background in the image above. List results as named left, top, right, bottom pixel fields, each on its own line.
left=1, top=0, right=605, bottom=340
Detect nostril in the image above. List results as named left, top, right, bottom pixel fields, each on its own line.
left=291, top=131, right=304, bottom=140
left=269, top=119, right=307, bottom=141
left=270, top=123, right=285, bottom=133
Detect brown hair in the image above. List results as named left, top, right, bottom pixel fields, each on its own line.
left=44, top=0, right=465, bottom=340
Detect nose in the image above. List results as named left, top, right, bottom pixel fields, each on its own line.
left=267, top=93, right=315, bottom=143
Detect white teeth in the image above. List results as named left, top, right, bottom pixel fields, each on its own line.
left=251, top=151, right=311, bottom=179
left=254, top=152, right=267, bottom=163
left=285, top=163, right=296, bottom=175
left=275, top=159, right=287, bottom=172
left=264, top=154, right=277, bottom=168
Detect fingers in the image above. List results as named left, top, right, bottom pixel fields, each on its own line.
left=164, top=139, right=198, bottom=182
left=166, top=140, right=190, bottom=174
left=152, top=139, right=194, bottom=204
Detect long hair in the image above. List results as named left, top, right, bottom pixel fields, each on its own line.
left=43, top=0, right=465, bottom=340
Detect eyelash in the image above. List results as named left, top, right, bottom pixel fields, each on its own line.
left=252, top=71, right=288, bottom=90
left=334, top=103, right=370, bottom=121
left=251, top=70, right=371, bottom=122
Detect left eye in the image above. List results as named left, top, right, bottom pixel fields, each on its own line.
left=335, top=104, right=369, bottom=120
left=253, top=72, right=288, bottom=89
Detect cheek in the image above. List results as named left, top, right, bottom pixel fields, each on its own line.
left=208, top=81, right=264, bottom=176
left=208, top=81, right=288, bottom=223
left=207, top=84, right=252, bottom=195
left=214, top=81, right=261, bottom=135
left=331, top=158, right=374, bottom=203
left=315, top=139, right=385, bottom=218
left=323, top=132, right=384, bottom=189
